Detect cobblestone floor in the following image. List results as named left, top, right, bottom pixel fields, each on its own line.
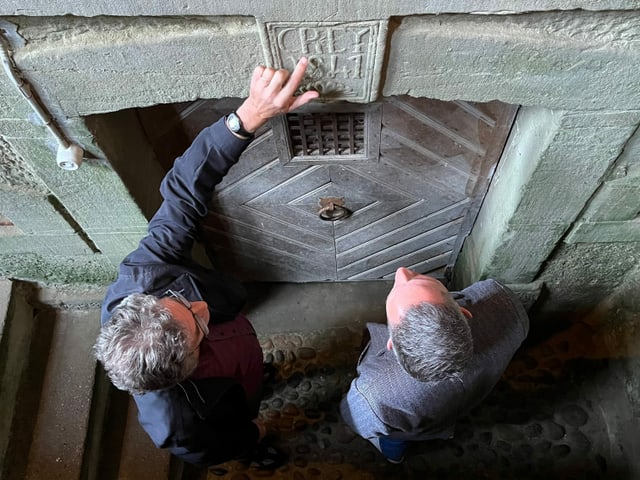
left=206, top=320, right=627, bottom=480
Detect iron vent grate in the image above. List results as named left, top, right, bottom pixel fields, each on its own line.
left=272, top=103, right=381, bottom=165
left=286, top=111, right=366, bottom=157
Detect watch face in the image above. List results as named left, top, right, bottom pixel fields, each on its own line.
left=228, top=113, right=241, bottom=132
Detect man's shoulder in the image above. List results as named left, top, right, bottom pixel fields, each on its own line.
left=101, top=263, right=182, bottom=318
left=458, top=279, right=525, bottom=311
left=134, top=377, right=238, bottom=410
left=460, top=278, right=503, bottom=293
left=460, top=279, right=530, bottom=350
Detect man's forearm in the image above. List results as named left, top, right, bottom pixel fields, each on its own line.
left=141, top=118, right=251, bottom=262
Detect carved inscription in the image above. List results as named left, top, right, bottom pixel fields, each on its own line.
left=260, top=21, right=386, bottom=102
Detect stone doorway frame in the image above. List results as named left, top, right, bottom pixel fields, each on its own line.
left=0, top=8, right=638, bottom=288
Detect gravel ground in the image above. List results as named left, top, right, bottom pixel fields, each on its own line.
left=207, top=321, right=627, bottom=480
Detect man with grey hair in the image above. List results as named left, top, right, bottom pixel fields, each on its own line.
left=95, top=58, right=318, bottom=469
left=340, top=267, right=529, bottom=463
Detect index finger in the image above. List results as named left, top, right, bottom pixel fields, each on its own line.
left=250, top=65, right=267, bottom=91
left=279, top=57, right=310, bottom=98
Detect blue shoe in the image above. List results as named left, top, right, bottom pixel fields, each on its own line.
left=378, top=436, right=407, bottom=464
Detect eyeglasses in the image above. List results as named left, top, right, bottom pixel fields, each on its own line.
left=165, top=289, right=210, bottom=337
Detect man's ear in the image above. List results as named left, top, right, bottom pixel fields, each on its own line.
left=460, top=306, right=473, bottom=319
left=386, top=337, right=393, bottom=351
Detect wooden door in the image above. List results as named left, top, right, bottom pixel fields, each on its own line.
left=138, top=97, right=517, bottom=282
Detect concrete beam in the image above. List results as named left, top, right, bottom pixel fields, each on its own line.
left=1, top=1, right=638, bottom=18
left=454, top=107, right=640, bottom=286
left=384, top=12, right=640, bottom=111
left=565, top=123, right=640, bottom=243
left=10, top=16, right=262, bottom=115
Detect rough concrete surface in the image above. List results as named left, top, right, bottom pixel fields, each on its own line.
left=537, top=242, right=640, bottom=314
left=2, top=0, right=639, bottom=18
left=205, top=313, right=635, bottom=479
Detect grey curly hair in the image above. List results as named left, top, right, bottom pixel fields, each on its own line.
left=389, top=296, right=473, bottom=382
left=93, top=293, right=198, bottom=395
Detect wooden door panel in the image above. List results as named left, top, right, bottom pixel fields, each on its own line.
left=205, top=232, right=336, bottom=282
left=339, top=228, right=459, bottom=280
left=383, top=104, right=484, bottom=163
left=205, top=205, right=333, bottom=248
left=336, top=199, right=469, bottom=257
left=202, top=207, right=336, bottom=281
left=336, top=215, right=464, bottom=279
left=334, top=200, right=416, bottom=235
left=139, top=96, right=518, bottom=282
left=371, top=152, right=467, bottom=203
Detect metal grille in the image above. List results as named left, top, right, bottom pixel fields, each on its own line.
left=286, top=112, right=366, bottom=157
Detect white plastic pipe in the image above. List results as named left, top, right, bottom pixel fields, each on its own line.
left=0, top=31, right=84, bottom=170
left=56, top=143, right=84, bottom=171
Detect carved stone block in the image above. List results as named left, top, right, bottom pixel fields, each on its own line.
left=259, top=20, right=388, bottom=103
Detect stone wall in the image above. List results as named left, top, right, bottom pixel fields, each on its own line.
left=0, top=3, right=638, bottom=315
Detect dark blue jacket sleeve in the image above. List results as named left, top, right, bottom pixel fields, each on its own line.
left=100, top=118, right=251, bottom=324
left=133, top=118, right=251, bottom=265
left=104, top=118, right=257, bottom=464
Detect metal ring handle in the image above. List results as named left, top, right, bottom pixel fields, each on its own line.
left=319, top=204, right=352, bottom=221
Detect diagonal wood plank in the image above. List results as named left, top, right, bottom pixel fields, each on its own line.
left=140, top=96, right=517, bottom=282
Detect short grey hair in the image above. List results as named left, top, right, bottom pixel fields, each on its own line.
left=94, top=293, right=198, bottom=395
left=390, top=297, right=473, bottom=382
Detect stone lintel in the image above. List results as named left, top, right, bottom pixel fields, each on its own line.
left=384, top=12, right=640, bottom=111
left=6, top=11, right=639, bottom=117
left=1, top=1, right=638, bottom=18
left=12, top=16, right=261, bottom=116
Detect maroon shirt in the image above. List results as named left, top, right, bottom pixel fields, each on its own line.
left=190, top=313, right=263, bottom=403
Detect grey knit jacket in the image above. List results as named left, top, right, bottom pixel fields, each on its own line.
left=340, top=279, right=529, bottom=441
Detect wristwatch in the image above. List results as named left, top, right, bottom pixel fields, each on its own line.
left=225, top=111, right=254, bottom=140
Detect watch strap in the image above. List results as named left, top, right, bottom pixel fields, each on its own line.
left=226, top=111, right=254, bottom=139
